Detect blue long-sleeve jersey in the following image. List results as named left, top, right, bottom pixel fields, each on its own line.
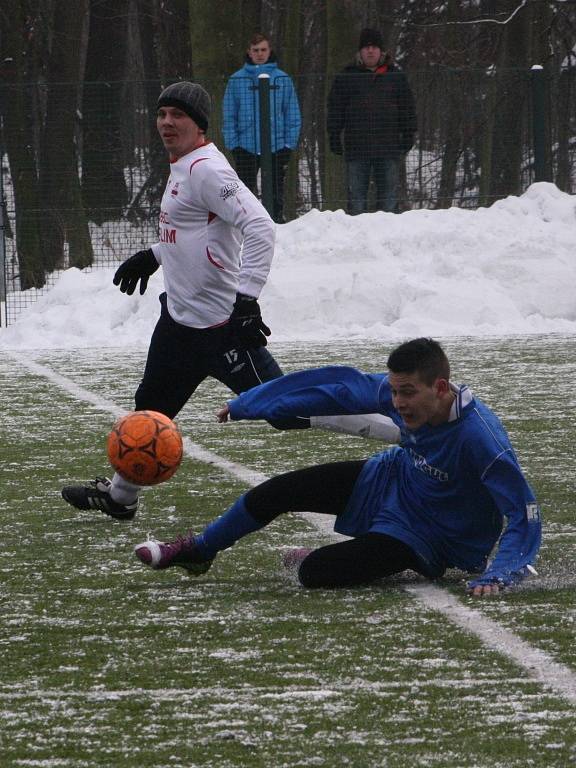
left=228, top=366, right=541, bottom=579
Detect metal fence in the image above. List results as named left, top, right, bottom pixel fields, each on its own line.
left=1, top=66, right=574, bottom=325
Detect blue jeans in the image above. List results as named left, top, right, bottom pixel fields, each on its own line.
left=346, top=157, right=400, bottom=215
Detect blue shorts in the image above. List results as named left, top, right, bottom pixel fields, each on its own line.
left=334, top=448, right=446, bottom=578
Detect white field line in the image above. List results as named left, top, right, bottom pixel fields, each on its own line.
left=8, top=351, right=576, bottom=707
left=405, top=583, right=576, bottom=705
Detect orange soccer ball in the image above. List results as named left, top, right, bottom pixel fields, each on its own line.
left=107, top=410, right=183, bottom=486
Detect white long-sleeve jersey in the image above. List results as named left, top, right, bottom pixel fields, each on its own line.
left=150, top=142, right=275, bottom=328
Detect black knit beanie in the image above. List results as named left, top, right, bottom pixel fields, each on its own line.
left=358, top=28, right=383, bottom=50
left=157, top=82, right=211, bottom=131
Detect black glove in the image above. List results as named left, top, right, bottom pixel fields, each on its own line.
left=113, top=248, right=159, bottom=295
left=228, top=293, right=271, bottom=349
left=399, top=132, right=415, bottom=154
left=329, top=133, right=343, bottom=156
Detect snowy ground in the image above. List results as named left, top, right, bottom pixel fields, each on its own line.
left=2, top=338, right=576, bottom=767
left=3, top=182, right=576, bottom=766
left=1, top=182, right=575, bottom=350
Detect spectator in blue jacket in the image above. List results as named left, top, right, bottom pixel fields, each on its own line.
left=222, top=33, right=301, bottom=223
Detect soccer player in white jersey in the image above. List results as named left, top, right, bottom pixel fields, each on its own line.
left=134, top=338, right=541, bottom=598
left=61, top=81, right=306, bottom=519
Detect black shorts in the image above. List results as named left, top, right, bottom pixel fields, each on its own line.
left=135, top=293, right=306, bottom=430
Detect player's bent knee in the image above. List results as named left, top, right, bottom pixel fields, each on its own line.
left=297, top=553, right=339, bottom=589
left=297, top=560, right=325, bottom=589
left=297, top=537, right=393, bottom=589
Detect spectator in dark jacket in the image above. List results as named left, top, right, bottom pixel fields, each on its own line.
left=327, top=28, right=417, bottom=215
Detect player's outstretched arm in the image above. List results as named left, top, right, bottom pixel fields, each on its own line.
left=225, top=366, right=386, bottom=423
left=465, top=446, right=541, bottom=598
left=216, top=406, right=401, bottom=443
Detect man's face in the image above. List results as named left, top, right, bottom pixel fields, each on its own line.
left=388, top=370, right=449, bottom=431
left=249, top=40, right=271, bottom=64
left=157, top=106, right=204, bottom=159
left=360, top=45, right=382, bottom=69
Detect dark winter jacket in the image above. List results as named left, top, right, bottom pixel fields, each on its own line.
left=327, top=56, right=417, bottom=160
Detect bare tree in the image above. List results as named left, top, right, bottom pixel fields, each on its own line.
left=293, top=0, right=326, bottom=214
left=126, top=0, right=194, bottom=222
left=2, top=0, right=575, bottom=294
left=322, top=0, right=359, bottom=210
left=39, top=0, right=93, bottom=271
left=81, top=0, right=130, bottom=224
left=261, top=0, right=285, bottom=51
left=154, top=0, right=194, bottom=80
left=0, top=0, right=44, bottom=289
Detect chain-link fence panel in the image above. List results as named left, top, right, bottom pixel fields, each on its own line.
left=1, top=67, right=574, bottom=324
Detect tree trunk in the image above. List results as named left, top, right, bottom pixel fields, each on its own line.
left=261, top=0, right=285, bottom=55
left=39, top=0, right=94, bottom=271
left=81, top=0, right=130, bottom=223
left=489, top=1, right=530, bottom=199
left=555, top=69, right=572, bottom=193
left=0, top=0, right=46, bottom=289
left=293, top=0, right=326, bottom=214
left=154, top=0, right=193, bottom=81
left=188, top=0, right=246, bottom=126
left=323, top=0, right=357, bottom=211
left=436, top=0, right=461, bottom=208
left=123, top=0, right=159, bottom=222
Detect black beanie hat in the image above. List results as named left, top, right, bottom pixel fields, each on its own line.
left=358, top=28, right=383, bottom=50
left=157, top=81, right=211, bottom=131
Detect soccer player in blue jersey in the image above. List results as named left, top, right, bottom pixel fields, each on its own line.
left=134, top=338, right=541, bottom=598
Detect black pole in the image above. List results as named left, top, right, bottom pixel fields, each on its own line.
left=531, top=65, right=548, bottom=183
left=0, top=131, right=6, bottom=327
left=258, top=74, right=274, bottom=218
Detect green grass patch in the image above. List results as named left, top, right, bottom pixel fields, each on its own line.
left=1, top=336, right=576, bottom=767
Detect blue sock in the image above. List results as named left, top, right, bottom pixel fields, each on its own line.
left=194, top=494, right=264, bottom=559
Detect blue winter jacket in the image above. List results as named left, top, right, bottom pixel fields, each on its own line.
left=222, top=58, right=302, bottom=154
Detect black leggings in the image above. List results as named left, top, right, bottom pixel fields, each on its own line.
left=244, top=461, right=422, bottom=588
